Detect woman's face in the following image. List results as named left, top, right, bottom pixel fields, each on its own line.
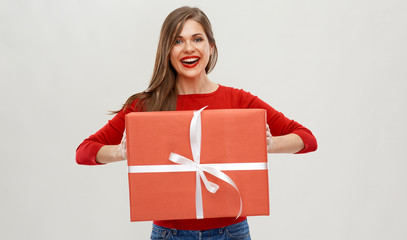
left=170, top=19, right=213, bottom=81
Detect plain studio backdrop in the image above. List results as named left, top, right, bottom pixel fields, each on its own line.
left=1, top=0, right=406, bottom=239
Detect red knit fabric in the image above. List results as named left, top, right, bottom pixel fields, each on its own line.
left=76, top=85, right=317, bottom=230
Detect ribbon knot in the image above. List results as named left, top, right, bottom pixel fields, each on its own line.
left=169, top=153, right=220, bottom=193
left=169, top=106, right=243, bottom=219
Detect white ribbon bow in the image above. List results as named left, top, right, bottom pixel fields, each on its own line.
left=169, top=106, right=243, bottom=219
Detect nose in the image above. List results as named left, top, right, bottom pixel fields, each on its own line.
left=183, top=40, right=195, bottom=53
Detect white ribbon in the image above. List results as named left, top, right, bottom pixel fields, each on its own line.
left=128, top=163, right=267, bottom=173
left=169, top=106, right=240, bottom=219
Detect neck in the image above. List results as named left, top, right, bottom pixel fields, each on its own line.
left=176, top=75, right=218, bottom=95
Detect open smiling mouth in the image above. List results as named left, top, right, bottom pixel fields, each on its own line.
left=181, top=57, right=200, bottom=68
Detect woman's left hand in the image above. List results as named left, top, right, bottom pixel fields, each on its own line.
left=266, top=124, right=273, bottom=152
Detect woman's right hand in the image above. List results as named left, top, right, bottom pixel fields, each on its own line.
left=115, top=131, right=127, bottom=160
left=95, top=132, right=127, bottom=164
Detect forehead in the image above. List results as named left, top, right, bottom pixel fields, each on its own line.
left=177, top=19, right=206, bottom=37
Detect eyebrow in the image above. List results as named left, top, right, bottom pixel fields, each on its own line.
left=176, top=33, right=204, bottom=38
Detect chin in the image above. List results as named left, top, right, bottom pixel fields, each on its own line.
left=178, top=70, right=205, bottom=80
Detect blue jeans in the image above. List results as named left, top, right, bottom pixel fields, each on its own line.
left=150, top=219, right=251, bottom=240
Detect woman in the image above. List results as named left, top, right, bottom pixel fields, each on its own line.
left=76, top=6, right=317, bottom=240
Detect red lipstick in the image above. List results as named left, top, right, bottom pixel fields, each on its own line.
left=180, top=56, right=200, bottom=68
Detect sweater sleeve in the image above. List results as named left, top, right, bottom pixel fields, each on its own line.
left=238, top=89, right=317, bottom=154
left=76, top=109, right=127, bottom=165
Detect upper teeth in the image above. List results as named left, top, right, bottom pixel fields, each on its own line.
left=182, top=58, right=199, bottom=63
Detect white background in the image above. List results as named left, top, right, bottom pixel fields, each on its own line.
left=1, top=0, right=406, bottom=239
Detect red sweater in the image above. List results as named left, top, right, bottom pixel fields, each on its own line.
left=76, top=85, right=317, bottom=230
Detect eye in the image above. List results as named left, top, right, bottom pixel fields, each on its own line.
left=175, top=39, right=183, bottom=44
left=193, top=37, right=203, bottom=43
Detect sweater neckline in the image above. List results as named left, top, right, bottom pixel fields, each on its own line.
left=177, top=84, right=222, bottom=98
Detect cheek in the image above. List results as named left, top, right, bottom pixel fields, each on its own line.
left=203, top=44, right=212, bottom=58
left=169, top=56, right=176, bottom=68
left=201, top=46, right=212, bottom=62
left=170, top=52, right=178, bottom=67
left=170, top=50, right=179, bottom=67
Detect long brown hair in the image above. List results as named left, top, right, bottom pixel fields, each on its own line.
left=118, top=6, right=218, bottom=113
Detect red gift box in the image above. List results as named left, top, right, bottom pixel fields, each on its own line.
left=125, top=108, right=269, bottom=221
